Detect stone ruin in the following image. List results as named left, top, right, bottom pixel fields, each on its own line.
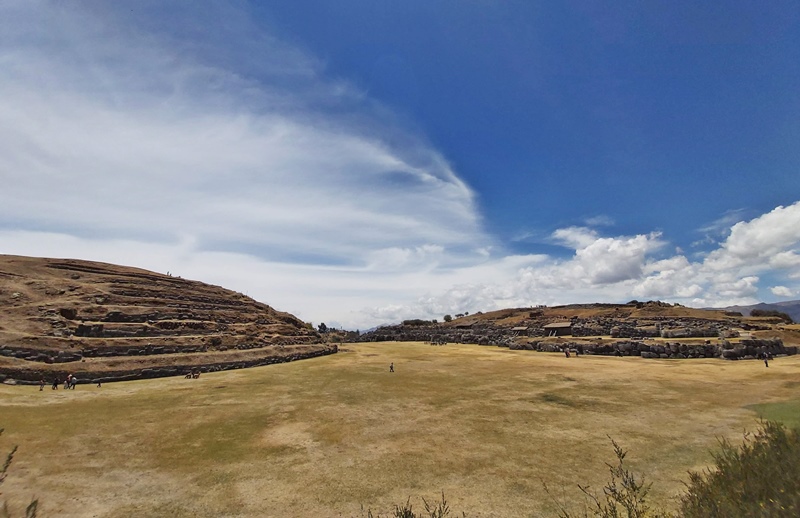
left=515, top=338, right=794, bottom=360
left=357, top=316, right=797, bottom=361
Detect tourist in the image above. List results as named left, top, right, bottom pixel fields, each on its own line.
left=389, top=362, right=394, bottom=372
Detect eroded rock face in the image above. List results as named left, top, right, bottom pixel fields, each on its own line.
left=0, top=254, right=327, bottom=382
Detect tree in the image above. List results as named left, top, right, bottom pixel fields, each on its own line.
left=318, top=322, right=328, bottom=333
left=443, top=315, right=452, bottom=322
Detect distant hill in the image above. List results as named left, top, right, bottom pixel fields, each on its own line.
left=717, top=301, right=800, bottom=323
left=0, top=255, right=334, bottom=384
left=360, top=301, right=742, bottom=343
left=357, top=301, right=800, bottom=354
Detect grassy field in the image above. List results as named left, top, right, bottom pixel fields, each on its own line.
left=2, top=342, right=799, bottom=517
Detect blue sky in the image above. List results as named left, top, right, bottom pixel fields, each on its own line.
left=1, top=1, right=799, bottom=329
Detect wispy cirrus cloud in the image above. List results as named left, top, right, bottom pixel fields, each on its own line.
left=692, top=208, right=749, bottom=248
left=0, top=2, right=485, bottom=261
left=584, top=215, right=615, bottom=227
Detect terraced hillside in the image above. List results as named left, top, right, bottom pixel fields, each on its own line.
left=0, top=255, right=334, bottom=383
left=360, top=302, right=798, bottom=359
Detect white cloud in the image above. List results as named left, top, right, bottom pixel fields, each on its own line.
left=696, top=208, right=748, bottom=235
left=585, top=215, right=615, bottom=227
left=573, top=232, right=664, bottom=284
left=770, top=286, right=794, bottom=298
left=632, top=256, right=701, bottom=300
left=704, top=203, right=800, bottom=273
left=0, top=3, right=483, bottom=260
left=552, top=227, right=600, bottom=249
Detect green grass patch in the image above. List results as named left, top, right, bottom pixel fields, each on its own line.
left=746, top=399, right=800, bottom=428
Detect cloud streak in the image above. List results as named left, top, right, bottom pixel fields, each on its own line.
left=0, top=2, right=484, bottom=262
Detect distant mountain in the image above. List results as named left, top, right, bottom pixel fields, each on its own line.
left=717, top=301, right=800, bottom=323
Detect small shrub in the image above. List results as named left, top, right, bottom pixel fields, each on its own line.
left=359, top=493, right=464, bottom=518
left=679, top=421, right=800, bottom=517
left=547, top=421, right=800, bottom=518
left=544, top=438, right=670, bottom=518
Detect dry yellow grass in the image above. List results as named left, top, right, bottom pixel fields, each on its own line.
left=2, top=342, right=799, bottom=517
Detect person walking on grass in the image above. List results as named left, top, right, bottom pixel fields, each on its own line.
left=51, top=377, right=59, bottom=390
left=389, top=362, right=394, bottom=373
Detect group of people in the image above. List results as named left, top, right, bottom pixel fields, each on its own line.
left=40, top=374, right=86, bottom=391
left=761, top=351, right=774, bottom=367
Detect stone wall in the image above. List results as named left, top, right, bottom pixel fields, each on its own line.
left=511, top=338, right=795, bottom=359
left=0, top=343, right=338, bottom=385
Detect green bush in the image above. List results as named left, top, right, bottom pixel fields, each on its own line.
left=545, top=421, right=800, bottom=517
left=679, top=421, right=800, bottom=517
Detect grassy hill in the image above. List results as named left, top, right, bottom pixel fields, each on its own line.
left=0, top=255, right=333, bottom=383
